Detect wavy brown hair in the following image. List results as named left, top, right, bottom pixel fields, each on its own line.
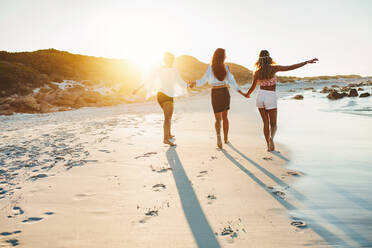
left=255, top=50, right=276, bottom=80
left=211, top=48, right=227, bottom=81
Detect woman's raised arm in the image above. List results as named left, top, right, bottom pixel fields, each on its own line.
left=273, top=58, right=318, bottom=72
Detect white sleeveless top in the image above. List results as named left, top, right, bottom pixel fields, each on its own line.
left=196, top=65, right=240, bottom=91
left=143, top=67, right=188, bottom=99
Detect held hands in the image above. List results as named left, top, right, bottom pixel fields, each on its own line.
left=306, top=58, right=319, bottom=64
left=238, top=90, right=250, bottom=98
left=188, top=82, right=196, bottom=88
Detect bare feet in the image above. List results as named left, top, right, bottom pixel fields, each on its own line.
left=224, top=139, right=229, bottom=144
left=217, top=135, right=223, bottom=149
left=164, top=139, right=176, bottom=146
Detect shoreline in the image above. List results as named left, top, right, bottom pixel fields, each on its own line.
left=0, top=93, right=326, bottom=247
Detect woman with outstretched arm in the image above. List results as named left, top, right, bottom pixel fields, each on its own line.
left=133, top=52, right=190, bottom=146
left=245, top=50, right=318, bottom=151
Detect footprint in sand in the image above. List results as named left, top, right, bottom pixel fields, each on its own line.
left=138, top=216, right=151, bottom=224
left=5, top=238, right=19, bottom=246
left=263, top=157, right=273, bottom=161
left=98, top=149, right=111, bottom=153
left=135, top=152, right=157, bottom=159
left=207, top=194, right=217, bottom=204
left=29, top=174, right=48, bottom=181
left=287, top=171, right=301, bottom=176
left=145, top=209, right=159, bottom=216
left=74, top=193, right=96, bottom=200
left=22, top=217, right=43, bottom=223
left=150, top=165, right=172, bottom=173
left=12, top=206, right=24, bottom=216
left=197, top=170, right=208, bottom=178
left=220, top=226, right=236, bottom=237
left=291, top=219, right=307, bottom=229
left=152, top=184, right=166, bottom=192
left=1, top=230, right=21, bottom=236
left=268, top=186, right=286, bottom=199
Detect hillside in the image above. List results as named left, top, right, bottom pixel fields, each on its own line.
left=0, top=49, right=141, bottom=97
left=0, top=49, right=253, bottom=98
left=0, top=49, right=253, bottom=115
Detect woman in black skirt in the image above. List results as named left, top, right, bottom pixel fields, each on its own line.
left=191, top=48, right=245, bottom=148
left=133, top=52, right=190, bottom=146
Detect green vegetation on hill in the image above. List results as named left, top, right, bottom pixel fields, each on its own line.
left=0, top=61, right=49, bottom=96
left=0, top=49, right=141, bottom=97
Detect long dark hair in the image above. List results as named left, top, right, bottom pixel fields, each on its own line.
left=255, top=50, right=276, bottom=80
left=211, top=48, right=227, bottom=81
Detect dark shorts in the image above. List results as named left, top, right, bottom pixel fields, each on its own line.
left=211, top=87, right=230, bottom=113
left=157, top=92, right=173, bottom=108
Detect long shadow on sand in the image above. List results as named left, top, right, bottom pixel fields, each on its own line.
left=166, top=147, right=220, bottom=248
left=222, top=145, right=372, bottom=248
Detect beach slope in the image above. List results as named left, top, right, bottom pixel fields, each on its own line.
left=0, top=92, right=327, bottom=247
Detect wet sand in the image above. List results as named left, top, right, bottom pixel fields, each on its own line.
left=0, top=92, right=327, bottom=247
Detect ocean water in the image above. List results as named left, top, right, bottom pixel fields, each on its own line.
left=276, top=79, right=372, bottom=247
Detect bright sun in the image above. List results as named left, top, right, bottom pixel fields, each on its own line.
left=111, top=16, right=181, bottom=76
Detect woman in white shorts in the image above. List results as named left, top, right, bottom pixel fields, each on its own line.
left=245, top=50, right=318, bottom=151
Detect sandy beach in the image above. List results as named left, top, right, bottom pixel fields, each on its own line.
left=0, top=91, right=329, bottom=247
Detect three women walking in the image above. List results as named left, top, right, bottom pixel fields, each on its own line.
left=134, top=49, right=318, bottom=151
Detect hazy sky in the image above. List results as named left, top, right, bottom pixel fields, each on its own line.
left=1, top=0, right=371, bottom=76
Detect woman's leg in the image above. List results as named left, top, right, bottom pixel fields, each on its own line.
left=167, top=101, right=174, bottom=138
left=214, top=112, right=223, bottom=148
left=258, top=108, right=271, bottom=151
left=162, top=101, right=176, bottom=146
left=222, top=110, right=229, bottom=143
left=267, top=108, right=277, bottom=151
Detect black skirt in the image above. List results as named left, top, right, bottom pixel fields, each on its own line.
left=211, top=87, right=230, bottom=113
left=157, top=92, right=174, bottom=107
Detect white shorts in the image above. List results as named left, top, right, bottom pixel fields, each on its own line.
left=256, top=90, right=277, bottom=110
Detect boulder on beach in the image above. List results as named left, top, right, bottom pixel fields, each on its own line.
left=293, top=94, right=304, bottom=100
left=304, top=87, right=314, bottom=90
left=0, top=109, right=13, bottom=115
left=348, top=89, right=358, bottom=97
left=39, top=101, right=56, bottom=113
left=0, top=103, right=10, bottom=110
left=357, top=88, right=364, bottom=91
left=359, top=92, right=370, bottom=98
left=320, top=87, right=331, bottom=93
left=327, top=90, right=346, bottom=100
left=10, top=95, right=40, bottom=113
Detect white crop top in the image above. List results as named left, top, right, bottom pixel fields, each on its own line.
left=196, top=65, right=240, bottom=91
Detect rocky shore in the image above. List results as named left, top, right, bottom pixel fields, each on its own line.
left=321, top=80, right=372, bottom=100
left=0, top=81, right=137, bottom=116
